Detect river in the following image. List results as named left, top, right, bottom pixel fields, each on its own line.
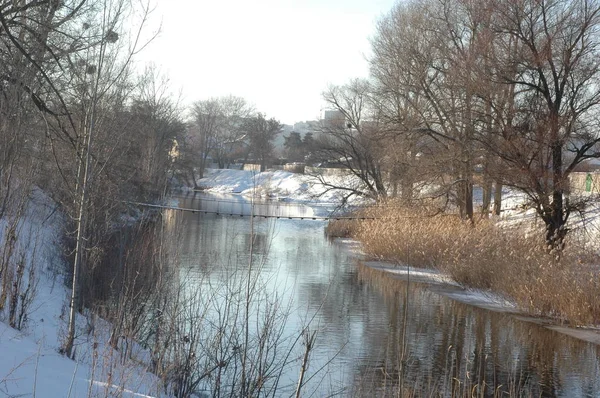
left=163, top=192, right=600, bottom=397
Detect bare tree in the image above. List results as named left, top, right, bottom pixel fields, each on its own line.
left=313, top=79, right=388, bottom=201
left=484, top=0, right=600, bottom=249
left=369, top=0, right=600, bottom=246
left=190, top=99, right=222, bottom=179
left=370, top=0, right=504, bottom=220
left=189, top=96, right=254, bottom=180
left=212, top=96, right=254, bottom=168
left=128, top=67, right=184, bottom=198
left=58, top=0, right=158, bottom=358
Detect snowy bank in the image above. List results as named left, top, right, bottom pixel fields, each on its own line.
left=358, top=255, right=600, bottom=346
left=0, top=190, right=163, bottom=398
left=197, top=168, right=367, bottom=204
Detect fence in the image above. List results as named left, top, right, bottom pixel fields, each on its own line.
left=237, top=163, right=353, bottom=176
left=242, top=164, right=261, bottom=172
left=304, top=166, right=353, bottom=177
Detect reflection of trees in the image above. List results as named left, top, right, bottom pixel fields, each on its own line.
left=242, top=231, right=270, bottom=256
left=350, top=264, right=600, bottom=396
left=177, top=192, right=314, bottom=218
left=176, top=194, right=275, bottom=268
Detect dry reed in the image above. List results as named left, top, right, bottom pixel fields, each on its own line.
left=329, top=201, right=600, bottom=326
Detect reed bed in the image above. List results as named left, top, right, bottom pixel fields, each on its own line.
left=329, top=201, right=600, bottom=326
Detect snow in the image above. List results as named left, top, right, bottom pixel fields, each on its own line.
left=357, top=257, right=600, bottom=346
left=197, top=168, right=366, bottom=204
left=360, top=260, right=518, bottom=312
left=0, top=189, right=163, bottom=398
left=338, top=238, right=519, bottom=314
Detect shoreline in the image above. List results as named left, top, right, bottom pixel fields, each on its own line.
left=354, top=250, right=600, bottom=347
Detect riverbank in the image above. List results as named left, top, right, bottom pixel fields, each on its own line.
left=0, top=190, right=164, bottom=397
left=359, top=258, right=600, bottom=344
left=196, top=168, right=366, bottom=204
left=329, top=201, right=600, bottom=331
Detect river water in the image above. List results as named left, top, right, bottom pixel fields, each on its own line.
left=165, top=192, right=600, bottom=397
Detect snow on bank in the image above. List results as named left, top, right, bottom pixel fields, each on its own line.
left=0, top=190, right=162, bottom=398
left=345, top=240, right=600, bottom=346
left=197, top=168, right=366, bottom=204
left=336, top=238, right=517, bottom=314
left=360, top=259, right=518, bottom=313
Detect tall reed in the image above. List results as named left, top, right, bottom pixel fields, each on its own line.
left=330, top=201, right=600, bottom=326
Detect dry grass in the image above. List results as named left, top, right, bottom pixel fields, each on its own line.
left=329, top=201, right=600, bottom=326
left=324, top=219, right=357, bottom=238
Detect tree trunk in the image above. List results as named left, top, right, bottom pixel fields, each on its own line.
left=373, top=166, right=387, bottom=198
left=197, top=152, right=206, bottom=179
left=546, top=141, right=566, bottom=250
left=493, top=181, right=502, bottom=216
left=391, top=165, right=399, bottom=198
left=464, top=178, right=474, bottom=222
left=401, top=177, right=413, bottom=203
left=459, top=156, right=474, bottom=222
left=481, top=174, right=493, bottom=218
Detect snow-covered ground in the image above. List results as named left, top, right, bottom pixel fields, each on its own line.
left=362, top=259, right=523, bottom=313
left=197, top=168, right=600, bottom=244
left=197, top=168, right=535, bottom=210
left=197, top=168, right=366, bottom=204
left=0, top=190, right=163, bottom=398
left=354, top=248, right=600, bottom=345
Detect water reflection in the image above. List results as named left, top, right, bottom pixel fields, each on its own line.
left=169, top=192, right=600, bottom=397
left=353, top=264, right=600, bottom=397
left=172, top=192, right=316, bottom=218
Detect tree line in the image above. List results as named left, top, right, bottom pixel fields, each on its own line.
left=0, top=0, right=289, bottom=367
left=177, top=96, right=284, bottom=185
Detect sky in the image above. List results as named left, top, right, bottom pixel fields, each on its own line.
left=136, top=0, right=398, bottom=125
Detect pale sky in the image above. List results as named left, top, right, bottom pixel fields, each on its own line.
left=136, top=0, right=398, bottom=125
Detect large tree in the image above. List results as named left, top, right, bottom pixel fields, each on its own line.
left=370, top=0, right=488, bottom=219
left=486, top=0, right=600, bottom=249
left=369, top=0, right=600, bottom=248
left=244, top=113, right=282, bottom=172
left=190, top=98, right=222, bottom=179
left=283, top=131, right=305, bottom=162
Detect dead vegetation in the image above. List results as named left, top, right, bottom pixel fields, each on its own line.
left=329, top=201, right=600, bottom=326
